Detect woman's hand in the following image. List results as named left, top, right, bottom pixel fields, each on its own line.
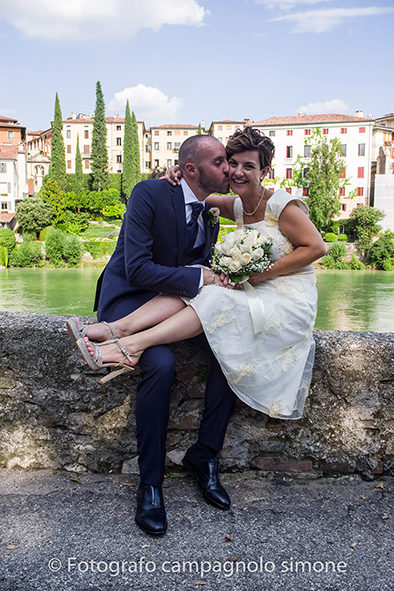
left=160, top=165, right=182, bottom=186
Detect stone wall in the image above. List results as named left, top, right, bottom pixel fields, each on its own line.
left=0, top=312, right=392, bottom=478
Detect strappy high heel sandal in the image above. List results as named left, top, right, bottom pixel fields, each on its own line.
left=66, top=317, right=118, bottom=345
left=75, top=337, right=141, bottom=384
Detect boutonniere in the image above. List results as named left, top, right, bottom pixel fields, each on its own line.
left=208, top=207, right=220, bottom=226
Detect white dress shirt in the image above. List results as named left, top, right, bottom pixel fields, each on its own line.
left=180, top=178, right=206, bottom=287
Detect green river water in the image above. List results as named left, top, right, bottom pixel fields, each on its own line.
left=0, top=267, right=393, bottom=332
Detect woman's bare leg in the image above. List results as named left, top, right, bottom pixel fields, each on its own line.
left=85, top=305, right=203, bottom=366
left=80, top=295, right=186, bottom=341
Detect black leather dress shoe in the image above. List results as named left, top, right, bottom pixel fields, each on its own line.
left=182, top=448, right=231, bottom=510
left=135, top=484, right=167, bottom=536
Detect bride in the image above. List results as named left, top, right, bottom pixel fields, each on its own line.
left=69, top=127, right=326, bottom=420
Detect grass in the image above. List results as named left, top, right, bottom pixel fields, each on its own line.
left=80, top=222, right=121, bottom=240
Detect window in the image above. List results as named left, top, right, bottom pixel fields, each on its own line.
left=340, top=167, right=346, bottom=179
left=286, top=168, right=292, bottom=179
left=340, top=144, right=347, bottom=156
left=167, top=159, right=172, bottom=167
left=357, top=167, right=364, bottom=178
left=303, top=188, right=309, bottom=197
left=116, top=125, right=121, bottom=131
left=154, top=159, right=159, bottom=167
left=340, top=128, right=347, bottom=134
left=154, top=142, right=159, bottom=150
left=286, top=146, right=293, bottom=158
left=167, top=142, right=172, bottom=150
left=116, top=137, right=122, bottom=146
left=183, top=131, right=188, bottom=136
left=323, top=128, right=329, bottom=135
left=268, top=169, right=275, bottom=179
left=357, top=187, right=364, bottom=196
left=285, top=188, right=292, bottom=194
left=269, top=130, right=275, bottom=137
left=145, top=145, right=150, bottom=152
left=84, top=160, right=89, bottom=169
left=116, top=155, right=122, bottom=163
left=67, top=145, right=71, bottom=153
left=83, top=145, right=90, bottom=155
left=341, top=204, right=347, bottom=212
left=154, top=130, right=159, bottom=136
left=286, top=130, right=293, bottom=136
left=218, top=125, right=223, bottom=131
left=8, top=131, right=14, bottom=139
left=84, top=130, right=89, bottom=139
left=339, top=187, right=345, bottom=196
left=174, top=130, right=181, bottom=136
left=167, top=131, right=172, bottom=136
left=358, top=143, right=365, bottom=156
left=1, top=201, right=8, bottom=210
left=0, top=163, right=7, bottom=173
left=145, top=162, right=151, bottom=169
left=67, top=160, right=72, bottom=169
left=175, top=159, right=179, bottom=166
left=304, top=145, right=310, bottom=158
left=304, top=129, right=311, bottom=136
left=66, top=129, right=71, bottom=139
left=303, top=167, right=308, bottom=178
left=359, top=127, right=365, bottom=133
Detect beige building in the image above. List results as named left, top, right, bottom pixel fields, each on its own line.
left=208, top=120, right=244, bottom=145
left=0, top=116, right=28, bottom=227
left=149, top=124, right=200, bottom=170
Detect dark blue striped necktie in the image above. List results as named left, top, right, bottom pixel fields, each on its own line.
left=185, top=202, right=204, bottom=251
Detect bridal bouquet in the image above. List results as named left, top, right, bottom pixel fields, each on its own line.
left=212, top=228, right=273, bottom=284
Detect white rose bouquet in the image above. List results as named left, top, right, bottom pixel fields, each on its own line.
left=212, top=228, right=273, bottom=284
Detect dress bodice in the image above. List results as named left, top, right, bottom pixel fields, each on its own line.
left=233, top=189, right=309, bottom=263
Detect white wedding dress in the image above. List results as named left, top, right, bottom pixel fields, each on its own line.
left=188, top=189, right=317, bottom=419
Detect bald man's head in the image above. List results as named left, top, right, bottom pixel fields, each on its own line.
left=178, top=135, right=223, bottom=174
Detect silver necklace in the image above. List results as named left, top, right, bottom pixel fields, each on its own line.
left=242, top=187, right=266, bottom=216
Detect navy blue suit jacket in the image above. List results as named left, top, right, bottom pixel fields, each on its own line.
left=95, top=179, right=219, bottom=318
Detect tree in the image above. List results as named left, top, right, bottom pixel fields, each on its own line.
left=198, top=122, right=202, bottom=135
left=16, top=197, right=53, bottom=238
left=130, top=110, right=141, bottom=189
left=368, top=230, right=394, bottom=270
left=37, top=178, right=66, bottom=224
left=91, top=81, right=109, bottom=191
left=74, top=136, right=83, bottom=195
left=122, top=100, right=134, bottom=199
left=48, top=92, right=67, bottom=191
left=345, top=206, right=385, bottom=254
left=293, top=129, right=344, bottom=232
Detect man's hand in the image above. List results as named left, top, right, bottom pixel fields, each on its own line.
left=203, top=269, right=233, bottom=288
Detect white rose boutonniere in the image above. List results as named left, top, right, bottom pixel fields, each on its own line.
left=208, top=207, right=220, bottom=226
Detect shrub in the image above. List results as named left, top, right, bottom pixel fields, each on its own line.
left=63, top=234, right=82, bottom=265
left=328, top=242, right=347, bottom=260
left=9, top=241, right=42, bottom=267
left=324, top=232, right=338, bottom=242
left=337, top=233, right=347, bottom=241
left=63, top=211, right=90, bottom=235
left=367, top=231, right=394, bottom=270
left=0, top=245, right=7, bottom=266
left=348, top=254, right=364, bottom=270
left=321, top=255, right=335, bottom=269
left=82, top=240, right=117, bottom=259
left=45, top=227, right=65, bottom=264
left=0, top=228, right=16, bottom=256
left=382, top=257, right=394, bottom=271
left=39, top=226, right=54, bottom=241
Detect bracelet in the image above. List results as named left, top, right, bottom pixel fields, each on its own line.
left=211, top=272, right=216, bottom=284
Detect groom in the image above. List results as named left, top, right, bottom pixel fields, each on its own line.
left=94, top=135, right=235, bottom=535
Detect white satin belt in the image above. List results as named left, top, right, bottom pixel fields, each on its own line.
left=243, top=281, right=266, bottom=335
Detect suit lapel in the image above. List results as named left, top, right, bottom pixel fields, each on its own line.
left=170, top=184, right=186, bottom=266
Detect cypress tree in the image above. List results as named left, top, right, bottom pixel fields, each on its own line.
left=122, top=100, right=134, bottom=199
left=74, top=136, right=83, bottom=195
left=130, top=110, right=141, bottom=188
left=48, top=92, right=67, bottom=191
left=198, top=122, right=202, bottom=135
left=91, top=81, right=109, bottom=191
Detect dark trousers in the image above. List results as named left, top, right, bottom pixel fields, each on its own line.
left=98, top=293, right=236, bottom=486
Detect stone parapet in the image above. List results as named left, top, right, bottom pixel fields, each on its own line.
left=0, top=312, right=392, bottom=478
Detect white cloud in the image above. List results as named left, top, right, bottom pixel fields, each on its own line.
left=297, top=99, right=349, bottom=114
left=0, top=0, right=206, bottom=41
left=256, top=0, right=332, bottom=10
left=108, top=84, right=183, bottom=126
left=271, top=6, right=394, bottom=33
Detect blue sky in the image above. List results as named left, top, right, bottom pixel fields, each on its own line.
left=0, top=0, right=393, bottom=130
